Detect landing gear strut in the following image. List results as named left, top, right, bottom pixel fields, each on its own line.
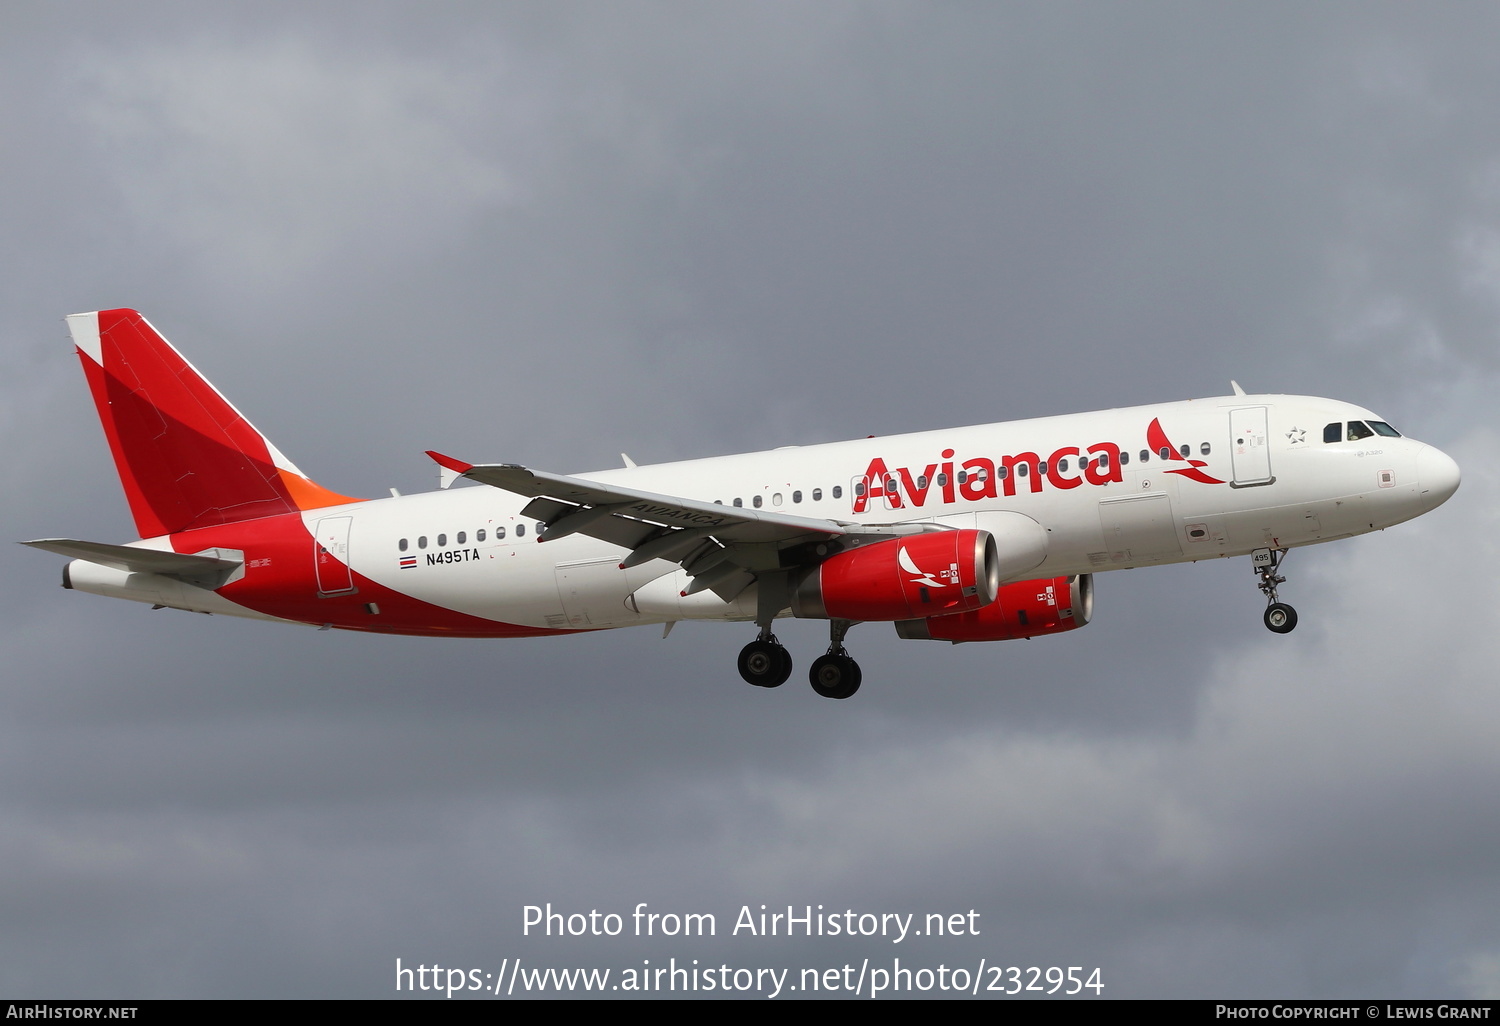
left=1252, top=547, right=1298, bottom=634
left=809, top=619, right=861, bottom=700
left=737, top=628, right=792, bottom=688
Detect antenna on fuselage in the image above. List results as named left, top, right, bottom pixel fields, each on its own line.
left=1231, top=380, right=1246, bottom=396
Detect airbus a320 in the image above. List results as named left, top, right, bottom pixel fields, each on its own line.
left=25, top=310, right=1461, bottom=699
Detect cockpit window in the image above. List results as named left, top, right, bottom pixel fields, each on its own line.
left=1324, top=423, right=1342, bottom=443
left=1368, top=420, right=1401, bottom=437
left=1347, top=421, right=1375, bottom=441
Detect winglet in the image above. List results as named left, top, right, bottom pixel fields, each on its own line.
left=425, top=450, right=473, bottom=490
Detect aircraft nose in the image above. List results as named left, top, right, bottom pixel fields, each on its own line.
left=1417, top=444, right=1461, bottom=509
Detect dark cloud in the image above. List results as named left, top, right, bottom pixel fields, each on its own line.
left=2, top=2, right=1496, bottom=998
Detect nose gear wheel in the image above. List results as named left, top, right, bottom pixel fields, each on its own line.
left=1252, top=547, right=1297, bottom=634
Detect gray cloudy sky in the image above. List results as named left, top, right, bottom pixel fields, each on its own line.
left=3, top=1, right=1498, bottom=999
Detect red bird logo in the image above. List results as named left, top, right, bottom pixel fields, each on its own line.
left=1147, top=418, right=1225, bottom=485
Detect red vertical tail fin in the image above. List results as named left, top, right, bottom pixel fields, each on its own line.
left=67, top=309, right=360, bottom=538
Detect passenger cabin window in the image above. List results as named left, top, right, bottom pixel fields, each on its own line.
left=457, top=531, right=466, bottom=544
left=733, top=497, right=743, bottom=507
left=1200, top=442, right=1211, bottom=456
left=1347, top=421, right=1375, bottom=441
left=477, top=529, right=486, bottom=542
left=399, top=538, right=408, bottom=552
left=956, top=470, right=968, bottom=484
left=1324, top=423, right=1342, bottom=443
left=936, top=473, right=948, bottom=487
left=771, top=493, right=782, bottom=506
left=753, top=495, right=763, bottom=508
left=1056, top=459, right=1068, bottom=473
left=437, top=534, right=447, bottom=547
left=496, top=526, right=506, bottom=539
left=812, top=488, right=822, bottom=501
left=418, top=536, right=428, bottom=549
left=832, top=485, right=843, bottom=499
left=1159, top=447, right=1171, bottom=460
left=854, top=482, right=866, bottom=497
left=516, top=523, right=526, bottom=537
left=792, top=490, right=802, bottom=503
left=1179, top=444, right=1190, bottom=457
left=1139, top=450, right=1150, bottom=463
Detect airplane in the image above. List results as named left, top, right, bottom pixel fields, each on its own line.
left=24, top=309, right=1461, bottom=699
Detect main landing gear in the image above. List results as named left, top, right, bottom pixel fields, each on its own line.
left=1252, top=547, right=1298, bottom=634
left=809, top=619, right=861, bottom=700
left=737, top=629, right=793, bottom=688
left=736, top=619, right=863, bottom=698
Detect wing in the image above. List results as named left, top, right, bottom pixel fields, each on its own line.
left=425, top=452, right=928, bottom=604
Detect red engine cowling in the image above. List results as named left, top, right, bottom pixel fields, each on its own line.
left=894, top=574, right=1093, bottom=642
left=792, top=529, right=1000, bottom=621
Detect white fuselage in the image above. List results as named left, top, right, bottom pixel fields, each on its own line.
left=121, top=392, right=1442, bottom=633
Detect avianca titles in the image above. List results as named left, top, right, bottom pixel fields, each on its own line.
left=24, top=309, right=1461, bottom=699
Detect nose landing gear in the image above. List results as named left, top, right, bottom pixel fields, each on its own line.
left=1252, top=547, right=1298, bottom=634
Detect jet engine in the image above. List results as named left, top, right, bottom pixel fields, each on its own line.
left=791, top=529, right=1000, bottom=621
left=894, top=574, right=1093, bottom=642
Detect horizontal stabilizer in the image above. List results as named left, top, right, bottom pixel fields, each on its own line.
left=21, top=538, right=243, bottom=587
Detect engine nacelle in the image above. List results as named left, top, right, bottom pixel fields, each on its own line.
left=894, top=574, right=1093, bottom=642
left=792, top=529, right=1000, bottom=622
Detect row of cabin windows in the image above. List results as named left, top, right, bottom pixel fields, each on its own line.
left=718, top=486, right=845, bottom=509
left=1324, top=420, right=1401, bottom=443
left=396, top=522, right=545, bottom=551
left=715, top=441, right=1214, bottom=505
